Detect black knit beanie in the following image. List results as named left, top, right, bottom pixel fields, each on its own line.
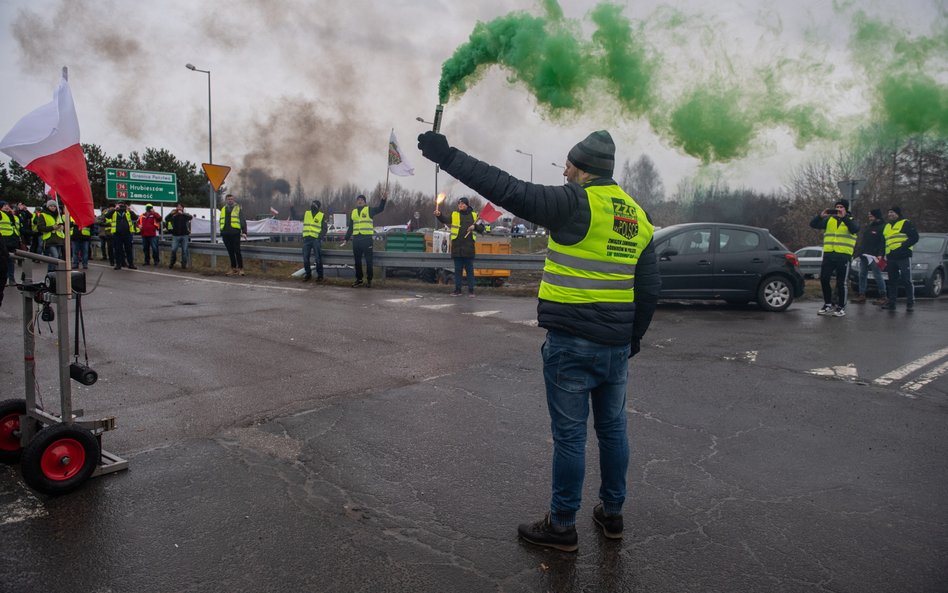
left=567, top=130, right=616, bottom=178
left=889, top=206, right=902, bottom=217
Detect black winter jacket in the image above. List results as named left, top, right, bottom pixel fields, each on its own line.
left=439, top=147, right=660, bottom=346
left=856, top=219, right=886, bottom=257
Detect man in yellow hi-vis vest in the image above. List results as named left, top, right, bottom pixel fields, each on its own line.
left=341, top=193, right=386, bottom=287
left=880, top=205, right=919, bottom=311
left=810, top=199, right=860, bottom=317
left=301, top=199, right=327, bottom=281
left=418, top=129, right=660, bottom=552
left=435, top=196, right=484, bottom=296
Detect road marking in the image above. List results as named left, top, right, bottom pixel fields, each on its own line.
left=420, top=304, right=454, bottom=310
left=873, top=346, right=948, bottom=385
left=901, top=359, right=948, bottom=392
left=465, top=310, right=501, bottom=317
left=723, top=350, right=757, bottom=362
left=385, top=297, right=422, bottom=303
left=807, top=364, right=858, bottom=379
left=0, top=495, right=48, bottom=525
left=513, top=320, right=539, bottom=327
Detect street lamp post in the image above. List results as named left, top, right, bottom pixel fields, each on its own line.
left=186, top=63, right=216, bottom=244
left=515, top=149, right=534, bottom=183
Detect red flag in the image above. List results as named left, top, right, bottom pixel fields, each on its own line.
left=0, top=74, right=95, bottom=228
left=479, top=202, right=503, bottom=224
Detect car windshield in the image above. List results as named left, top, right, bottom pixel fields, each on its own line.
left=914, top=236, right=946, bottom=253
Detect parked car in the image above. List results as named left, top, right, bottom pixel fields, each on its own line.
left=849, top=232, right=947, bottom=298
left=794, top=246, right=823, bottom=278
left=653, top=223, right=805, bottom=312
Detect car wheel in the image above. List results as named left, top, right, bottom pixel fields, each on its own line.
left=757, top=275, right=793, bottom=312
left=923, top=269, right=943, bottom=298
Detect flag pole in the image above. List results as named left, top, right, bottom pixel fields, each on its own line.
left=384, top=128, right=392, bottom=197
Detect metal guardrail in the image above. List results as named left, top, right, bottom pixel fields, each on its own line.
left=185, top=242, right=547, bottom=271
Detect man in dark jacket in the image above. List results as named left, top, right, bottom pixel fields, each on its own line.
left=341, top=193, right=386, bottom=288
left=810, top=199, right=860, bottom=317
left=851, top=208, right=887, bottom=305
left=165, top=204, right=194, bottom=269
left=418, top=129, right=661, bottom=552
left=435, top=196, right=485, bottom=296
left=881, top=205, right=919, bottom=311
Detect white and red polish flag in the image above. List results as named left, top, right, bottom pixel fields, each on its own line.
left=43, top=183, right=57, bottom=198
left=0, top=73, right=95, bottom=228
left=478, top=201, right=503, bottom=224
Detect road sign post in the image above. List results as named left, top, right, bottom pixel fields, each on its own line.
left=106, top=169, right=178, bottom=203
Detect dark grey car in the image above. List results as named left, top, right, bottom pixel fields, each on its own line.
left=850, top=232, right=947, bottom=298
left=653, top=223, right=806, bottom=312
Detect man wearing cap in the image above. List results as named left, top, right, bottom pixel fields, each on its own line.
left=810, top=199, right=860, bottom=317
left=881, top=206, right=918, bottom=311
left=301, top=200, right=327, bottom=281
left=342, top=193, right=386, bottom=287
left=105, top=202, right=139, bottom=270
left=851, top=209, right=887, bottom=305
left=138, top=203, right=163, bottom=266
left=35, top=199, right=65, bottom=272
left=418, top=129, right=660, bottom=552
left=0, top=201, right=20, bottom=285
left=435, top=196, right=484, bottom=296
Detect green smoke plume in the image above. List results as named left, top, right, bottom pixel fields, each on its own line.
left=437, top=1, right=944, bottom=164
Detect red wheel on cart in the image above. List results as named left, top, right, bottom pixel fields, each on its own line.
left=0, top=399, right=28, bottom=464
left=21, top=423, right=100, bottom=495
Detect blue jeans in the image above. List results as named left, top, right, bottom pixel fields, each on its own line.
left=887, top=257, right=914, bottom=305
left=71, top=240, right=90, bottom=269
left=453, top=256, right=474, bottom=292
left=141, top=236, right=159, bottom=264
left=857, top=255, right=886, bottom=297
left=43, top=243, right=64, bottom=272
left=170, top=235, right=190, bottom=268
left=542, top=330, right=631, bottom=525
left=302, top=237, right=323, bottom=278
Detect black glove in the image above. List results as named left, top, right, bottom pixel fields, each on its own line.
left=629, top=337, right=641, bottom=359
left=417, top=131, right=452, bottom=165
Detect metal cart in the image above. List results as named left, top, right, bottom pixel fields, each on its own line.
left=0, top=250, right=128, bottom=495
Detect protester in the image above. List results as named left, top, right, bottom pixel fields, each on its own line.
left=69, top=215, right=92, bottom=270
left=35, top=200, right=65, bottom=272
left=0, top=236, right=7, bottom=307
left=435, top=196, right=484, bottom=297
left=106, top=202, right=138, bottom=270
left=138, top=203, right=162, bottom=266
left=342, top=193, right=386, bottom=287
left=165, top=204, right=194, bottom=269
left=301, top=199, right=327, bottom=281
left=810, top=199, right=859, bottom=317
left=15, top=202, right=34, bottom=254
left=418, top=129, right=660, bottom=552
left=98, top=208, right=114, bottom=264
left=220, top=194, right=247, bottom=276
left=0, top=201, right=20, bottom=285
left=881, top=206, right=918, bottom=312
left=852, top=208, right=887, bottom=305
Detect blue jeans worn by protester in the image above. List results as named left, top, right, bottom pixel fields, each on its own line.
left=169, top=235, right=190, bottom=268
left=302, top=237, right=323, bottom=279
left=43, top=243, right=64, bottom=272
left=71, top=240, right=90, bottom=269
left=453, top=256, right=475, bottom=293
left=542, top=330, right=631, bottom=527
left=858, top=255, right=886, bottom=298
left=141, top=235, right=159, bottom=264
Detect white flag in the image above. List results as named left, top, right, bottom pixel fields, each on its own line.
left=388, top=130, right=414, bottom=177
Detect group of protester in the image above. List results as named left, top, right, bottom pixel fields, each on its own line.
left=810, top=200, right=919, bottom=316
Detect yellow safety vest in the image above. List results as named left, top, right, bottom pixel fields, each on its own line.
left=351, top=206, right=373, bottom=236
left=220, top=204, right=242, bottom=230
left=70, top=217, right=92, bottom=237
left=303, top=210, right=324, bottom=238
left=107, top=210, right=137, bottom=234
left=539, top=184, right=653, bottom=304
left=450, top=210, right=478, bottom=241
left=822, top=217, right=857, bottom=255
left=883, top=219, right=913, bottom=255
left=0, top=211, right=18, bottom=239
left=39, top=212, right=65, bottom=242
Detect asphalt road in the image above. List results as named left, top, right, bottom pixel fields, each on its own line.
left=1, top=261, right=946, bottom=593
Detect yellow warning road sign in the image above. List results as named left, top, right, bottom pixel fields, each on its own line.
left=202, top=163, right=231, bottom=192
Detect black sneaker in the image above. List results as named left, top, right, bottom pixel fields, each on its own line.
left=365, top=281, right=372, bottom=288
left=517, top=514, right=578, bottom=552
left=906, top=302, right=915, bottom=312
left=881, top=301, right=896, bottom=310
left=351, top=280, right=363, bottom=287
left=593, top=504, right=623, bottom=540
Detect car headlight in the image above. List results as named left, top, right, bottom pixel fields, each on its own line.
left=913, top=262, right=929, bottom=270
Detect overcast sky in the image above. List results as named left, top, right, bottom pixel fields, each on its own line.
left=1, top=0, right=944, bottom=201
